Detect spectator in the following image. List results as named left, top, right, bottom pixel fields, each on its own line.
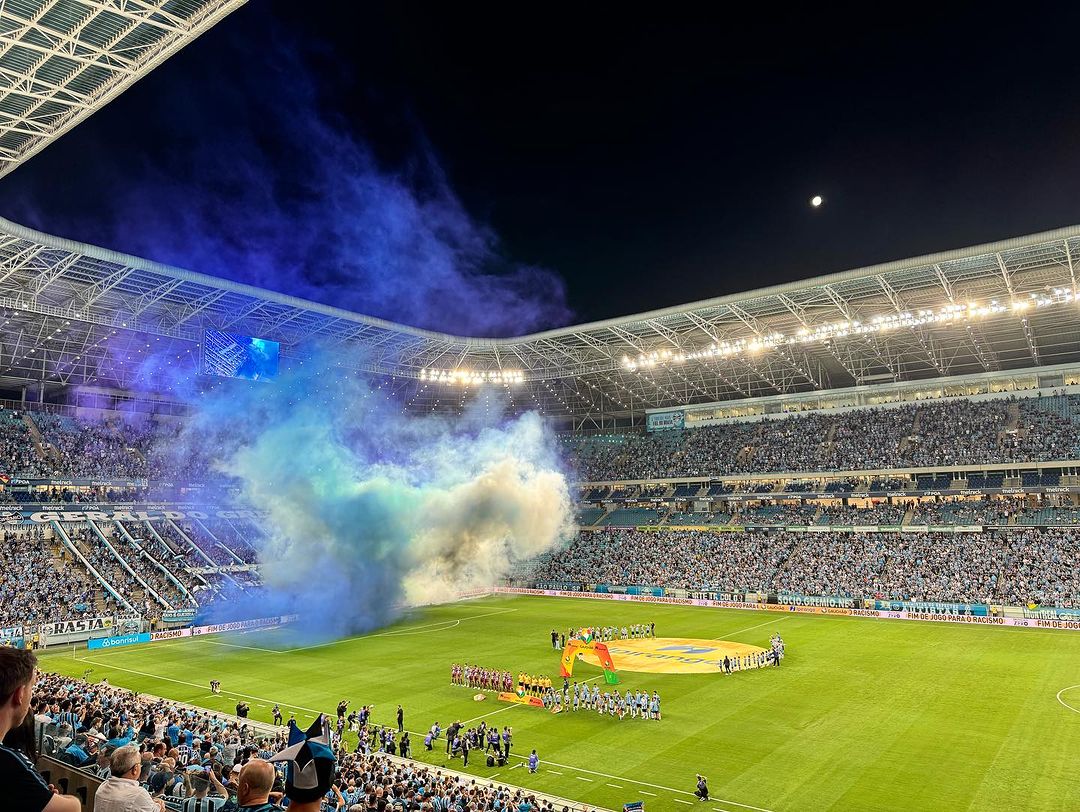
left=0, top=649, right=80, bottom=811
left=95, top=743, right=166, bottom=812
left=232, top=758, right=278, bottom=811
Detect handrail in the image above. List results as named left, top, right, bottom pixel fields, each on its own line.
left=50, top=520, right=133, bottom=611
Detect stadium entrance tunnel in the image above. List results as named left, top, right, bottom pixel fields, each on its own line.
left=577, top=637, right=768, bottom=674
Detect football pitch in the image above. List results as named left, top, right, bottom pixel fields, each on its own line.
left=40, top=595, right=1080, bottom=811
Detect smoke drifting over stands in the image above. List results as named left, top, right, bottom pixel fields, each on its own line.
left=163, top=351, right=574, bottom=640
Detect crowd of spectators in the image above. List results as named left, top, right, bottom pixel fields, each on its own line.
left=12, top=666, right=580, bottom=812
left=814, top=503, right=907, bottom=526
left=0, top=410, right=213, bottom=483
left=0, top=408, right=48, bottom=477
left=533, top=528, right=1080, bottom=606
left=333, top=751, right=566, bottom=812
left=25, top=670, right=290, bottom=805
left=0, top=530, right=101, bottom=626
left=570, top=395, right=1080, bottom=480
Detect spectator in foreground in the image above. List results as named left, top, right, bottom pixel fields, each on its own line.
left=232, top=759, right=279, bottom=811
left=0, top=648, right=80, bottom=812
left=269, top=716, right=340, bottom=812
left=94, top=743, right=166, bottom=812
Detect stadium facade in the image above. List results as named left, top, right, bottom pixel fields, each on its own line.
left=2, top=214, right=1080, bottom=429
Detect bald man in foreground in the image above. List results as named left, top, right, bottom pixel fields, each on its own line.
left=235, top=759, right=281, bottom=811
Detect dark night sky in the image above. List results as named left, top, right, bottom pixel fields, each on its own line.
left=5, top=4, right=1080, bottom=336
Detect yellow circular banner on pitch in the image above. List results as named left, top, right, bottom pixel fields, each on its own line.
left=578, top=637, right=767, bottom=674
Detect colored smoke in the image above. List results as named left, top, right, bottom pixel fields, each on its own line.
left=2, top=16, right=571, bottom=338
left=177, top=352, right=573, bottom=641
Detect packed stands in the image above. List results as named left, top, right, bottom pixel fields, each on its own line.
left=569, top=395, right=1080, bottom=480
left=0, top=530, right=103, bottom=625
left=534, top=528, right=1080, bottom=606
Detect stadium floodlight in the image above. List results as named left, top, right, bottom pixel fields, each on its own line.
left=621, top=290, right=1077, bottom=372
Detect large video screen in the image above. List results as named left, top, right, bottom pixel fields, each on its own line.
left=202, top=330, right=280, bottom=382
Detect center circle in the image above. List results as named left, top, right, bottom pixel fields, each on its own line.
left=577, top=636, right=768, bottom=674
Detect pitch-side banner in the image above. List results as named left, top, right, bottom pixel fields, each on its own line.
left=42, top=617, right=114, bottom=637
left=492, top=588, right=1080, bottom=631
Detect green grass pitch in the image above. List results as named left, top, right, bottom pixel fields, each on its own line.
left=40, top=595, right=1080, bottom=811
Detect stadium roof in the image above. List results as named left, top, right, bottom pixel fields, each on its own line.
left=0, top=0, right=246, bottom=178
left=2, top=215, right=1080, bottom=422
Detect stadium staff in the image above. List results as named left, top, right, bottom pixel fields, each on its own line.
left=95, top=743, right=167, bottom=812
left=0, top=648, right=81, bottom=812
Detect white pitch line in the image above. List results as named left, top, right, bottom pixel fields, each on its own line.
left=289, top=608, right=518, bottom=652
left=715, top=617, right=786, bottom=640
left=200, top=638, right=282, bottom=654
left=1056, top=685, right=1080, bottom=714
left=575, top=777, right=592, bottom=782
left=489, top=773, right=500, bottom=779
left=75, top=656, right=327, bottom=715
left=547, top=770, right=564, bottom=775
left=497, top=751, right=774, bottom=812
left=462, top=704, right=518, bottom=725
left=674, top=799, right=693, bottom=805
left=606, top=784, right=623, bottom=789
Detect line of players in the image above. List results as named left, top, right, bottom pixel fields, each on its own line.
left=449, top=664, right=515, bottom=692
left=716, top=635, right=786, bottom=674
left=542, top=681, right=662, bottom=719
left=553, top=622, right=656, bottom=648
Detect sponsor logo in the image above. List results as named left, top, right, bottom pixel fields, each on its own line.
left=657, top=644, right=716, bottom=654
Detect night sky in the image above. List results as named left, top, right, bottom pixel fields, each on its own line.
left=5, top=4, right=1080, bottom=337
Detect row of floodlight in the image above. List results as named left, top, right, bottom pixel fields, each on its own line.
left=622, top=290, right=1076, bottom=371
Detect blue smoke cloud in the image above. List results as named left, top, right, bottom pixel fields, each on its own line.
left=171, top=350, right=573, bottom=643
left=3, top=15, right=571, bottom=338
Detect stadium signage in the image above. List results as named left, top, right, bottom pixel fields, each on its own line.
left=161, top=608, right=197, bottom=623
left=25, top=507, right=265, bottom=523
left=603, top=485, right=1080, bottom=505
left=87, top=632, right=151, bottom=650
left=0, top=625, right=23, bottom=639
left=43, top=617, right=113, bottom=636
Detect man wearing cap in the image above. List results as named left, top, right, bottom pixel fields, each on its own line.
left=148, top=757, right=180, bottom=797
left=182, top=764, right=229, bottom=812
left=62, top=733, right=92, bottom=767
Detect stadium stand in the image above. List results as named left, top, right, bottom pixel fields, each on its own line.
left=569, top=395, right=1080, bottom=480
left=534, top=528, right=1080, bottom=606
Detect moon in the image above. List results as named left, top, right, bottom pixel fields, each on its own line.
left=810, top=195, right=824, bottom=208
